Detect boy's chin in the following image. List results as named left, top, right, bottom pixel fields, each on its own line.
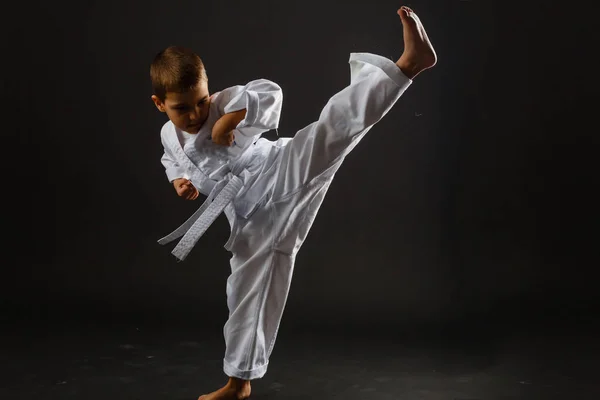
left=183, top=124, right=201, bottom=134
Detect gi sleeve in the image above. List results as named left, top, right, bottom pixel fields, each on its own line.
left=214, top=79, right=283, bottom=137
left=160, top=133, right=186, bottom=182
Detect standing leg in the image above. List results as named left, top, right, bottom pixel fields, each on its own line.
left=197, top=5, right=437, bottom=400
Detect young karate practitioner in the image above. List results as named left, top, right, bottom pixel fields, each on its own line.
left=150, top=6, right=437, bottom=400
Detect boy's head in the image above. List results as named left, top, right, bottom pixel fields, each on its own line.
left=150, top=46, right=210, bottom=134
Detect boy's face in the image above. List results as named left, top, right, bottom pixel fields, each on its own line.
left=152, top=80, right=210, bottom=134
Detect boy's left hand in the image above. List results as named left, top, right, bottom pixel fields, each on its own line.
left=212, top=119, right=235, bottom=146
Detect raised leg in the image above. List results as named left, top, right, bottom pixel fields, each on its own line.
left=271, top=6, right=437, bottom=201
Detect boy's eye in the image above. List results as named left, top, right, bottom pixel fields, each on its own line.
left=173, top=99, right=206, bottom=111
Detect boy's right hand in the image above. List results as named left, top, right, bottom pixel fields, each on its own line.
left=173, top=178, right=199, bottom=200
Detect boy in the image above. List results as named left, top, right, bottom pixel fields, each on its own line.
left=150, top=6, right=436, bottom=400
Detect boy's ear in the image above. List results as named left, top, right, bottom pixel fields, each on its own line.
left=151, top=95, right=166, bottom=112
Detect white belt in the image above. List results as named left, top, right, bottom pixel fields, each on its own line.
left=157, top=174, right=244, bottom=261
left=157, top=144, right=256, bottom=261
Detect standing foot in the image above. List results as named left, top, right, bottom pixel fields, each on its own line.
left=396, top=6, right=438, bottom=79
left=198, top=377, right=251, bottom=400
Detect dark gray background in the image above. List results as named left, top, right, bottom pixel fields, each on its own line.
left=3, top=0, right=598, bottom=334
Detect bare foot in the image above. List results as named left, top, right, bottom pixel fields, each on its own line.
left=198, top=377, right=251, bottom=400
left=396, top=6, right=438, bottom=79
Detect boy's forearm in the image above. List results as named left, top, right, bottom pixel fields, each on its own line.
left=223, top=109, right=247, bottom=131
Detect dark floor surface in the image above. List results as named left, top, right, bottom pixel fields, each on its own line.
left=1, top=315, right=598, bottom=400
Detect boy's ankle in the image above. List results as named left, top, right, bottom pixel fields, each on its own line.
left=396, top=58, right=420, bottom=79
left=228, top=377, right=251, bottom=390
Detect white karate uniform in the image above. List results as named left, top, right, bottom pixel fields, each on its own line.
left=159, top=53, right=412, bottom=379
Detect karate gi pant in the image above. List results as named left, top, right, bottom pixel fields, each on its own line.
left=221, top=53, right=413, bottom=379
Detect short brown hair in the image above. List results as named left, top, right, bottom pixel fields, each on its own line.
left=150, top=46, right=208, bottom=101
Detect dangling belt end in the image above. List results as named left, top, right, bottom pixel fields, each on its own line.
left=157, top=175, right=244, bottom=261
